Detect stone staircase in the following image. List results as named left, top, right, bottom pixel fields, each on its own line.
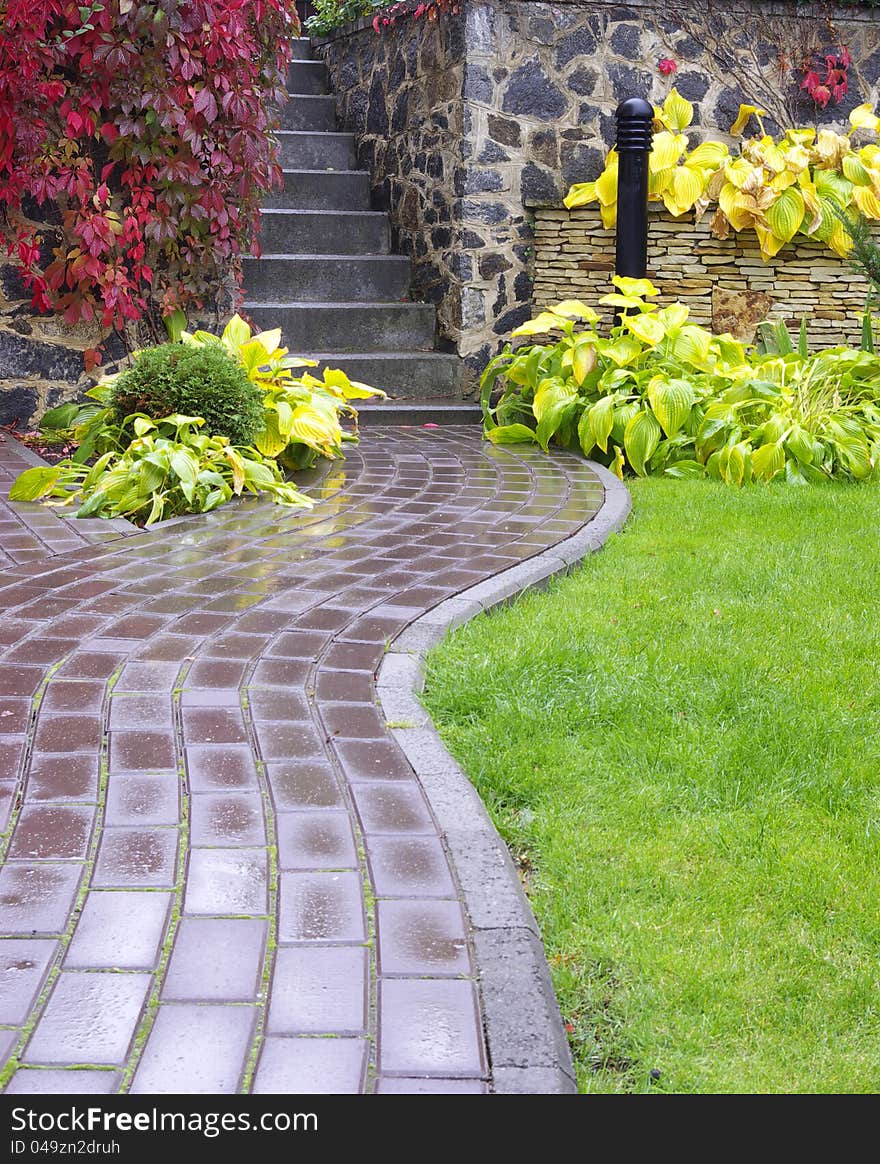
left=243, top=38, right=477, bottom=422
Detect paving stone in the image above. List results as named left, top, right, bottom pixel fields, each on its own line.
left=190, top=792, right=265, bottom=846
left=246, top=688, right=311, bottom=721
left=0, top=938, right=58, bottom=1024
left=162, top=918, right=267, bottom=1001
left=334, top=739, right=414, bottom=782
left=266, top=760, right=342, bottom=810
left=181, top=706, right=248, bottom=744
left=65, top=891, right=172, bottom=970
left=0, top=863, right=82, bottom=934
left=377, top=900, right=470, bottom=976
left=374, top=1077, right=487, bottom=1094
left=40, top=681, right=105, bottom=715
left=92, top=827, right=178, bottom=888
left=9, top=806, right=93, bottom=860
left=279, top=871, right=366, bottom=943
left=5, top=1069, right=121, bottom=1094
left=367, top=836, right=456, bottom=897
left=108, top=730, right=176, bottom=773
left=104, top=774, right=181, bottom=827
left=25, top=754, right=99, bottom=803
left=378, top=979, right=484, bottom=1077
left=268, top=947, right=367, bottom=1035
left=255, top=720, right=327, bottom=762
left=108, top=694, right=174, bottom=731
left=0, top=735, right=25, bottom=777
left=185, top=745, right=259, bottom=791
left=130, top=1004, right=257, bottom=1094
left=184, top=849, right=268, bottom=915
left=276, top=811, right=358, bottom=870
left=321, top=702, right=387, bottom=740
left=24, top=971, right=151, bottom=1065
left=253, top=1037, right=367, bottom=1094
left=113, top=661, right=181, bottom=692
left=352, top=782, right=434, bottom=835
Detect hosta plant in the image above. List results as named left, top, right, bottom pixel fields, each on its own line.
left=482, top=277, right=880, bottom=486
left=565, top=90, right=880, bottom=259
left=9, top=414, right=309, bottom=525
left=12, top=314, right=384, bottom=523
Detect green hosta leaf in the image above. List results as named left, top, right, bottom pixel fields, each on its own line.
left=827, top=420, right=871, bottom=478
left=254, top=413, right=287, bottom=458
left=751, top=441, right=785, bottom=481
left=719, top=441, right=752, bottom=486
left=577, top=409, right=596, bottom=457
left=647, top=376, right=695, bottom=437
left=221, top=313, right=251, bottom=350
left=169, top=449, right=199, bottom=502
left=623, top=408, right=661, bottom=476
left=485, top=424, right=539, bottom=445
left=588, top=395, right=615, bottom=452
left=9, top=466, right=64, bottom=501
left=766, top=187, right=805, bottom=246
left=133, top=416, right=156, bottom=437
left=40, top=403, right=82, bottom=430
left=664, top=459, right=706, bottom=478
left=813, top=169, right=853, bottom=209
left=612, top=402, right=641, bottom=447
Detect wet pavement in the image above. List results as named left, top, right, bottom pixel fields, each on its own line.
left=0, top=425, right=605, bottom=1094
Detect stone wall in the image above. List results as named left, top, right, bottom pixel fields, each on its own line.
left=317, top=0, right=880, bottom=381
left=533, top=204, right=877, bottom=345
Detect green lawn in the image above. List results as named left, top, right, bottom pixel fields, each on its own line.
left=423, top=478, right=880, bottom=1094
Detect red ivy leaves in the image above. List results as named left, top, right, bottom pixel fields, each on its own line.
left=0, top=0, right=299, bottom=342
left=801, top=46, right=851, bottom=110
left=372, top=0, right=460, bottom=33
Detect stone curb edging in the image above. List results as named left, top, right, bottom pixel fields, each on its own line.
left=375, top=461, right=631, bottom=1095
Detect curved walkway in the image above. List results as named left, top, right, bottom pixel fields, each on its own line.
left=0, top=425, right=621, bottom=1095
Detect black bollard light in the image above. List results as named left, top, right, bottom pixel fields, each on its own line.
left=614, top=97, right=654, bottom=286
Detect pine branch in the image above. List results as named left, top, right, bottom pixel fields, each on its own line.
left=836, top=209, right=880, bottom=298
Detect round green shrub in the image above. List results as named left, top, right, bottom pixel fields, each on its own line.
left=110, top=342, right=264, bottom=447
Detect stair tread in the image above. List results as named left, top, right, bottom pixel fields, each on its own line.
left=278, top=168, right=367, bottom=175
left=249, top=253, right=409, bottom=261
left=299, top=351, right=460, bottom=360
left=276, top=130, right=354, bottom=138
left=243, top=300, right=432, bottom=308
left=258, top=209, right=386, bottom=218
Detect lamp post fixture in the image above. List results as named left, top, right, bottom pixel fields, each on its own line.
left=614, top=97, right=654, bottom=285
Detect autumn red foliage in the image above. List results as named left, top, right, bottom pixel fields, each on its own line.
left=0, top=0, right=298, bottom=356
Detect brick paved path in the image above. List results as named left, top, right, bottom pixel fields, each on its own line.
left=0, top=426, right=604, bottom=1094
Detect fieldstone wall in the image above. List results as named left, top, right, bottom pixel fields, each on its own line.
left=317, top=0, right=880, bottom=382
left=533, top=204, right=877, bottom=346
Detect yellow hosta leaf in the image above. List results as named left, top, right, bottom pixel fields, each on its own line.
left=754, top=225, right=787, bottom=259
left=826, top=219, right=852, bottom=257
left=718, top=184, right=757, bottom=232
left=670, top=325, right=712, bottom=367
left=852, top=185, right=880, bottom=220
left=563, top=181, right=597, bottom=208
left=511, top=311, right=569, bottom=337
left=751, top=442, right=784, bottom=482
left=785, top=128, right=816, bottom=148
left=572, top=342, right=598, bottom=385
left=798, top=175, right=822, bottom=233
left=221, top=314, right=251, bottom=349
left=684, top=141, right=729, bottom=171
left=650, top=131, right=687, bottom=173
left=603, top=336, right=643, bottom=366
left=730, top=104, right=766, bottom=136
left=766, top=186, right=805, bottom=245
left=664, top=165, right=707, bottom=215
left=812, top=130, right=851, bottom=170
left=533, top=378, right=577, bottom=422
left=551, top=300, right=600, bottom=322
left=656, top=302, right=689, bottom=331
left=595, top=156, right=619, bottom=205
left=648, top=167, right=675, bottom=198
left=850, top=103, right=880, bottom=134
left=612, top=275, right=659, bottom=298
left=599, top=201, right=617, bottom=229
left=647, top=376, right=694, bottom=437
left=623, top=312, right=665, bottom=346
left=623, top=408, right=661, bottom=476
left=251, top=328, right=283, bottom=356
left=769, top=170, right=798, bottom=192
left=610, top=446, right=626, bottom=479
left=842, top=155, right=872, bottom=186
left=662, top=89, right=694, bottom=133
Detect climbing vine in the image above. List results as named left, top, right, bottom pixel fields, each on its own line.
left=0, top=1, right=299, bottom=365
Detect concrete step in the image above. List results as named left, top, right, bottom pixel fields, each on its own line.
left=355, top=398, right=482, bottom=426
left=265, top=169, right=371, bottom=211
left=288, top=59, right=327, bottom=95
left=303, top=353, right=465, bottom=399
left=244, top=302, right=436, bottom=352
left=242, top=255, right=412, bottom=303
left=276, top=130, right=356, bottom=170
left=290, top=38, right=313, bottom=61
left=257, top=210, right=389, bottom=255
left=280, top=95, right=337, bottom=131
